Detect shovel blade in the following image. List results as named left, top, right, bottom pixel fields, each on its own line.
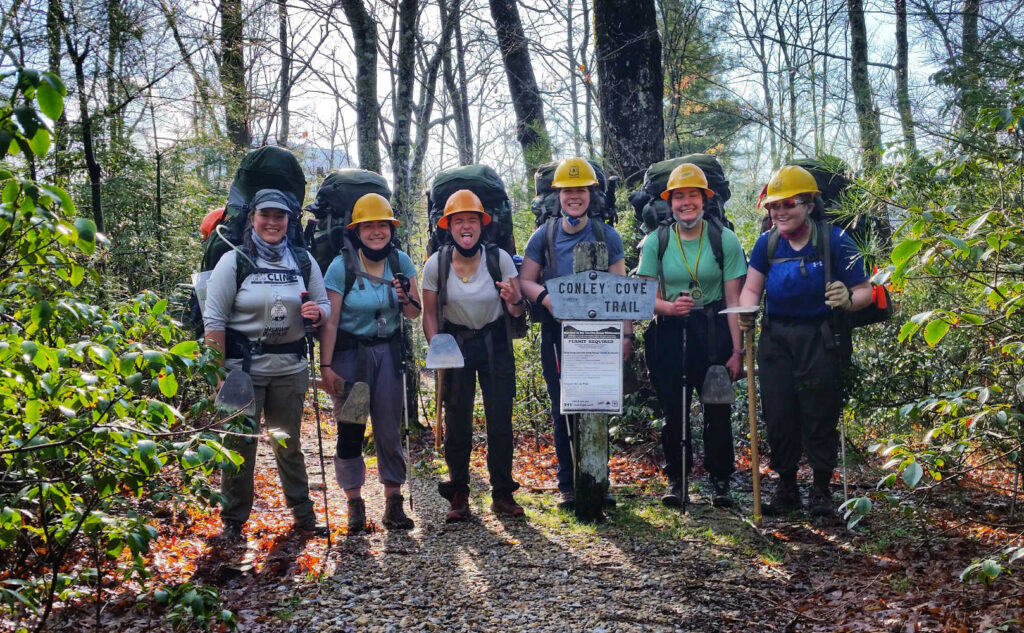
left=336, top=381, right=371, bottom=425
left=424, top=333, right=464, bottom=369
left=701, top=365, right=734, bottom=405
left=215, top=369, right=256, bottom=418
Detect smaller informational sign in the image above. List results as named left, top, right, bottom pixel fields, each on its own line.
left=560, top=320, right=623, bottom=414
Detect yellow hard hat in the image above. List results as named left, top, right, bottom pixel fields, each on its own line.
left=438, top=189, right=491, bottom=230
left=661, top=163, right=715, bottom=200
left=348, top=193, right=399, bottom=229
left=762, top=165, right=820, bottom=204
left=552, top=157, right=598, bottom=188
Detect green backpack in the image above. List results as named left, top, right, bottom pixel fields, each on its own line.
left=628, top=154, right=733, bottom=235
left=530, top=158, right=618, bottom=228
left=426, top=164, right=516, bottom=256
left=302, top=168, right=400, bottom=296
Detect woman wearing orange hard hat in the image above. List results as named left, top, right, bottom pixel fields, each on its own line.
left=421, top=189, right=526, bottom=522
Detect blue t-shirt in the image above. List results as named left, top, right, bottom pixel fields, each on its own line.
left=524, top=219, right=625, bottom=278
left=748, top=225, right=868, bottom=319
left=323, top=250, right=418, bottom=338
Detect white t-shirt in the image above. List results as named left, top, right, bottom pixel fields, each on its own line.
left=421, top=245, right=517, bottom=330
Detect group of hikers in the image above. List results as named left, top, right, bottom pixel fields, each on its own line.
left=198, top=148, right=872, bottom=542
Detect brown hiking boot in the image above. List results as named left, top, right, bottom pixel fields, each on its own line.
left=382, top=494, right=414, bottom=530
left=763, top=480, right=802, bottom=515
left=491, top=495, right=525, bottom=517
left=216, top=520, right=244, bottom=543
left=347, top=498, right=366, bottom=533
left=446, top=491, right=471, bottom=522
left=808, top=485, right=835, bottom=518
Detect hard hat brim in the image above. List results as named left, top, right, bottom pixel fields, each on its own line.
left=661, top=186, right=715, bottom=200
left=347, top=218, right=400, bottom=230
left=761, top=188, right=820, bottom=205
left=438, top=210, right=492, bottom=230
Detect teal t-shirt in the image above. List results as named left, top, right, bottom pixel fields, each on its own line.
left=323, top=250, right=418, bottom=338
left=637, top=221, right=746, bottom=302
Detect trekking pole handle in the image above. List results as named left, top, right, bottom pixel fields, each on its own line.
left=300, top=291, right=314, bottom=334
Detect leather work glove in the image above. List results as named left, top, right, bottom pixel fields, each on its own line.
left=825, top=280, right=853, bottom=310
left=738, top=312, right=757, bottom=332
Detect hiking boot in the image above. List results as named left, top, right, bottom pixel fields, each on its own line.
left=491, top=495, right=525, bottom=517
left=217, top=520, right=244, bottom=543
left=661, top=480, right=688, bottom=508
left=292, top=516, right=329, bottom=536
left=446, top=491, right=471, bottom=522
left=346, top=498, right=367, bottom=533
left=710, top=477, right=734, bottom=508
left=808, top=485, right=835, bottom=518
left=382, top=494, right=415, bottom=530
left=558, top=490, right=575, bottom=510
left=763, top=481, right=802, bottom=515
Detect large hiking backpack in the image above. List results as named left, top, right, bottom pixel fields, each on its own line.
left=426, top=164, right=526, bottom=340
left=188, top=146, right=310, bottom=337
left=304, top=169, right=393, bottom=275
left=530, top=158, right=618, bottom=228
left=629, top=153, right=733, bottom=234
left=426, top=164, right=516, bottom=256
left=302, top=168, right=404, bottom=300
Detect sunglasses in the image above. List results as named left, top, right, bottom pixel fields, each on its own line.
left=764, top=199, right=807, bottom=212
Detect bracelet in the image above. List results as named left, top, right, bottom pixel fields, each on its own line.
left=320, top=363, right=332, bottom=368
left=536, top=289, right=549, bottom=306
left=731, top=349, right=744, bottom=356
left=513, top=297, right=526, bottom=307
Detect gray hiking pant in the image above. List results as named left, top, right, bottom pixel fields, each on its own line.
left=221, top=368, right=315, bottom=525
left=329, top=341, right=407, bottom=490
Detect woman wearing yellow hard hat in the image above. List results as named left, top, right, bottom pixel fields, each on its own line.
left=319, top=192, right=421, bottom=532
left=421, top=189, right=526, bottom=521
left=518, top=157, right=631, bottom=510
left=636, top=162, right=747, bottom=509
left=738, top=164, right=871, bottom=518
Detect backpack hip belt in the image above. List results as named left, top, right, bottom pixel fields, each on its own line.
left=224, top=328, right=306, bottom=373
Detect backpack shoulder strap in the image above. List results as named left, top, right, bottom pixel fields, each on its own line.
left=342, top=237, right=361, bottom=296
left=290, top=244, right=312, bottom=288
left=589, top=217, right=606, bottom=243
left=542, top=216, right=559, bottom=278
left=484, top=244, right=502, bottom=283
left=437, top=244, right=452, bottom=329
left=233, top=250, right=251, bottom=291
left=656, top=223, right=671, bottom=299
left=819, top=220, right=832, bottom=284
left=706, top=220, right=724, bottom=274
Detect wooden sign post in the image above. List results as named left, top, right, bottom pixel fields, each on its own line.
left=547, top=244, right=657, bottom=521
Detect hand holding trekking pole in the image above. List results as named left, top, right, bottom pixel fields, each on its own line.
left=300, top=291, right=332, bottom=547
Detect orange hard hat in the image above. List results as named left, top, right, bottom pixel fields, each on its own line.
left=438, top=189, right=491, bottom=230
left=200, top=208, right=225, bottom=240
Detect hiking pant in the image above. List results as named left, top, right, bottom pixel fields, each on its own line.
left=221, top=368, right=315, bottom=525
left=541, top=319, right=575, bottom=494
left=329, top=340, right=407, bottom=490
left=438, top=321, right=520, bottom=499
left=645, top=313, right=736, bottom=482
left=757, top=316, right=844, bottom=474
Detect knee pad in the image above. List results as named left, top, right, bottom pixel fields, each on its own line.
left=336, top=423, right=365, bottom=459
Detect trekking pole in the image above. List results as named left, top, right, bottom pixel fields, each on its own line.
left=840, top=413, right=849, bottom=505
left=395, top=274, right=415, bottom=511
left=744, top=326, right=762, bottom=527
left=300, top=291, right=332, bottom=548
left=681, top=315, right=689, bottom=513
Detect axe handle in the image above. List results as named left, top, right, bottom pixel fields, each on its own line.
left=435, top=370, right=444, bottom=450
left=745, top=327, right=761, bottom=526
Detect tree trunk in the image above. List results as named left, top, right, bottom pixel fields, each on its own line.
left=106, top=0, right=124, bottom=149
left=441, top=0, right=473, bottom=165
left=567, top=0, right=580, bottom=156
left=895, top=0, right=916, bottom=153
left=159, top=0, right=218, bottom=133
left=220, top=0, right=250, bottom=150
left=277, top=0, right=291, bottom=146
left=411, top=6, right=456, bottom=188
left=581, top=0, right=594, bottom=157
left=960, top=0, right=980, bottom=132
left=453, top=6, right=472, bottom=163
left=340, top=0, right=381, bottom=171
left=390, top=0, right=417, bottom=222
left=488, top=0, right=552, bottom=178
left=593, top=0, right=663, bottom=184
left=66, top=37, right=104, bottom=234
left=47, top=0, right=69, bottom=183
left=846, top=0, right=880, bottom=168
